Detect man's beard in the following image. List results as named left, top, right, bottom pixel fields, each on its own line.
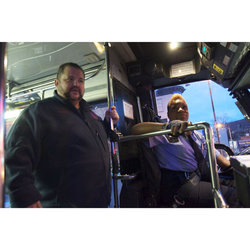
left=64, top=87, right=83, bottom=102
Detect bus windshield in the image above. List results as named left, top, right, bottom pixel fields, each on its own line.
left=155, top=80, right=249, bottom=154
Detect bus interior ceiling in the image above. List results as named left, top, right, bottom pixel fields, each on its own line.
left=6, top=43, right=108, bottom=107
left=5, top=42, right=250, bottom=116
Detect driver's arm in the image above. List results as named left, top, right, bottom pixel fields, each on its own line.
left=131, top=120, right=190, bottom=135
left=216, top=154, right=231, bottom=170
left=131, top=122, right=168, bottom=135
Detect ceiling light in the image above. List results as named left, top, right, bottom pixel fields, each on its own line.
left=93, top=42, right=105, bottom=54
left=169, top=42, right=179, bottom=50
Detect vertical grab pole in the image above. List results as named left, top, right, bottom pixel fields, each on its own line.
left=208, top=80, right=220, bottom=143
left=104, top=43, right=119, bottom=208
left=201, top=123, right=226, bottom=208
left=105, top=42, right=114, bottom=130
left=137, top=96, right=143, bottom=123
left=0, top=43, right=7, bottom=208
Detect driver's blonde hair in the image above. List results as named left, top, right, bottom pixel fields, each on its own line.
left=167, top=94, right=186, bottom=112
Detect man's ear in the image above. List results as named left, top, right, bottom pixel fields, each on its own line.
left=55, top=79, right=59, bottom=87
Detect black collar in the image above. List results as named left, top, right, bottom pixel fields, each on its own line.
left=53, top=90, right=90, bottom=112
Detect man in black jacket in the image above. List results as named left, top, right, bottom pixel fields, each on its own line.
left=5, top=62, right=119, bottom=208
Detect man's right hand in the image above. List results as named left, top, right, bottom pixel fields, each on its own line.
left=27, top=201, right=42, bottom=208
left=167, top=120, right=191, bottom=135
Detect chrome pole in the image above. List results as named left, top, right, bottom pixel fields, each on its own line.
left=137, top=96, right=143, bottom=123
left=104, top=43, right=119, bottom=208
left=104, top=42, right=114, bottom=127
left=198, top=122, right=224, bottom=208
left=0, top=43, right=7, bottom=208
left=208, top=80, right=220, bottom=143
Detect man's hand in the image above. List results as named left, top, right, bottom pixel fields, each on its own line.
left=168, top=120, right=191, bottom=135
left=27, top=201, right=42, bottom=208
left=105, top=106, right=119, bottom=125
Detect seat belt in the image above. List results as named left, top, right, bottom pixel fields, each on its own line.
left=187, top=135, right=211, bottom=181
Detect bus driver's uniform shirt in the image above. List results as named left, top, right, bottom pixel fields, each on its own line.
left=148, top=131, right=220, bottom=172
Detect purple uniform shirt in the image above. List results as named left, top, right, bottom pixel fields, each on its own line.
left=148, top=130, right=220, bottom=172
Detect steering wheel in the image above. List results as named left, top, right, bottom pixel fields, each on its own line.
left=215, top=144, right=234, bottom=157
left=215, top=144, right=234, bottom=177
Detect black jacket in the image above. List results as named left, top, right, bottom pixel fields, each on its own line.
left=5, top=91, right=111, bottom=208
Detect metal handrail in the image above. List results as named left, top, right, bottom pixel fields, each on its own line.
left=0, top=43, right=7, bottom=208
left=114, top=121, right=227, bottom=208
left=105, top=43, right=120, bottom=208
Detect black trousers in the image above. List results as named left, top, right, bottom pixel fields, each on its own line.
left=160, top=168, right=239, bottom=208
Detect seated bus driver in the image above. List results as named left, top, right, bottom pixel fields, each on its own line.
left=5, top=62, right=119, bottom=208
left=131, top=94, right=238, bottom=207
